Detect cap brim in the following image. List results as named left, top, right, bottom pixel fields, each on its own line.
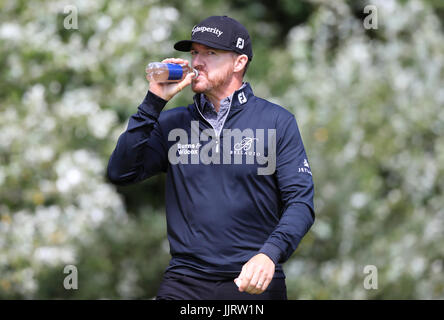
left=174, top=39, right=233, bottom=52
left=174, top=40, right=194, bottom=52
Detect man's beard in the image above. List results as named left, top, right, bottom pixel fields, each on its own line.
left=191, top=68, right=232, bottom=94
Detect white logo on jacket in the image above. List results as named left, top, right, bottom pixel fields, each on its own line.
left=168, top=122, right=276, bottom=175
left=177, top=143, right=201, bottom=155
left=298, top=158, right=312, bottom=175
left=234, top=137, right=257, bottom=151
left=237, top=92, right=247, bottom=104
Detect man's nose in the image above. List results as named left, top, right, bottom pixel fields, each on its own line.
left=191, top=54, right=204, bottom=69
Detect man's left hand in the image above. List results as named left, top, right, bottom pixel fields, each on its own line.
left=234, top=253, right=275, bottom=294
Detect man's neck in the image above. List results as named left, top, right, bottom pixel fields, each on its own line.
left=204, top=79, right=244, bottom=113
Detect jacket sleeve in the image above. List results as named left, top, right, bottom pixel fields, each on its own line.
left=259, top=114, right=315, bottom=265
left=107, top=90, right=169, bottom=185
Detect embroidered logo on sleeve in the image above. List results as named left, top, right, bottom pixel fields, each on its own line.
left=298, top=158, right=312, bottom=175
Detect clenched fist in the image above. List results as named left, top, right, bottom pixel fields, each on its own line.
left=234, top=253, right=275, bottom=295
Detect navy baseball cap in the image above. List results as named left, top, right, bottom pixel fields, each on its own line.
left=174, top=16, right=253, bottom=61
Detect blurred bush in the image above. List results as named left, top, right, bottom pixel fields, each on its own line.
left=281, top=0, right=444, bottom=299
left=0, top=0, right=443, bottom=299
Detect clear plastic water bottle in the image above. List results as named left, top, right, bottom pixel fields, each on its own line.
left=145, top=62, right=199, bottom=83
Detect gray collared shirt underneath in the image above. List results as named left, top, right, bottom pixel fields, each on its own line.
left=199, top=83, right=247, bottom=136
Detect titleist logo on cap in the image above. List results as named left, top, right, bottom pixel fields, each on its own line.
left=192, top=25, right=224, bottom=37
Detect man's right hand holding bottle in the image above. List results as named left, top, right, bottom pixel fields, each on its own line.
left=147, top=58, right=196, bottom=101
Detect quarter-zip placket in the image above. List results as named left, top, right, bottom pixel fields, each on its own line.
left=194, top=98, right=232, bottom=154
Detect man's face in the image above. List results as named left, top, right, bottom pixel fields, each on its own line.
left=190, top=43, right=237, bottom=94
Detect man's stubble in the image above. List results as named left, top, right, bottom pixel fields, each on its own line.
left=191, top=65, right=233, bottom=95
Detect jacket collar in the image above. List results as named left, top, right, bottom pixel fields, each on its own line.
left=230, top=82, right=254, bottom=109
left=192, top=82, right=254, bottom=113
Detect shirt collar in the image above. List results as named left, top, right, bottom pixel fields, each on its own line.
left=200, top=82, right=248, bottom=113
left=193, top=82, right=253, bottom=116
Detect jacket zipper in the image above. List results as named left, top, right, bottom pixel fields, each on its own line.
left=194, top=100, right=231, bottom=154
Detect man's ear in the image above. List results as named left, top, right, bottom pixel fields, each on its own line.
left=233, top=54, right=248, bottom=73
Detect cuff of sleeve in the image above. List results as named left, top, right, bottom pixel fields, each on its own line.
left=138, top=90, right=168, bottom=119
left=259, top=242, right=283, bottom=266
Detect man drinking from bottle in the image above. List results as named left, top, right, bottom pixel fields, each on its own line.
left=107, top=15, right=315, bottom=300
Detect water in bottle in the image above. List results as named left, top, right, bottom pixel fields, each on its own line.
left=146, top=62, right=199, bottom=83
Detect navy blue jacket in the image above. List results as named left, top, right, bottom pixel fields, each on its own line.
left=107, top=83, right=315, bottom=280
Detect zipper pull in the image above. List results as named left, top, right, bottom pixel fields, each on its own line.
left=215, top=138, right=219, bottom=153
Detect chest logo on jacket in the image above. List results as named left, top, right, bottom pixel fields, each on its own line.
left=167, top=121, right=276, bottom=175
left=234, top=137, right=257, bottom=152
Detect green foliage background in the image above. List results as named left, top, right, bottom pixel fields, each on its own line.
left=0, top=0, right=443, bottom=299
